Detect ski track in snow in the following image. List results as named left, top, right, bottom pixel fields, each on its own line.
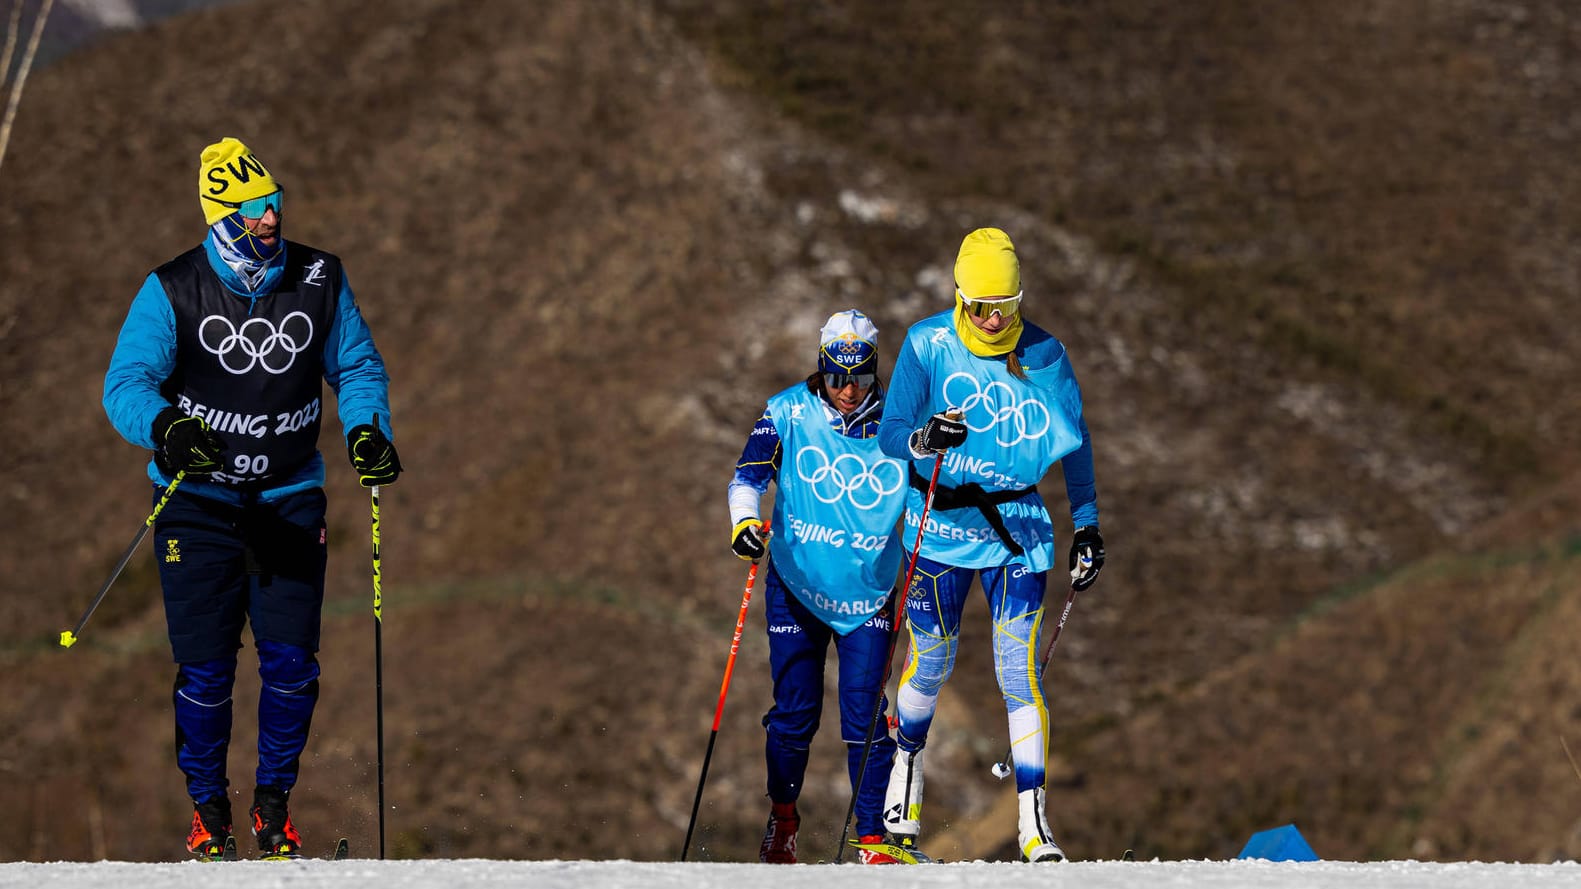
left=1, top=859, right=1579, bottom=889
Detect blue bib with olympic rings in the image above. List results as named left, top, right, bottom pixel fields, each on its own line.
left=767, top=384, right=907, bottom=634
left=900, top=312, right=1086, bottom=571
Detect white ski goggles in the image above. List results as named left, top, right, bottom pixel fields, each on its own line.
left=957, top=288, right=1023, bottom=319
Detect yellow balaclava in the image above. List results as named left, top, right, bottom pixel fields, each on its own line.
left=198, top=137, right=279, bottom=225
left=952, top=227, right=1023, bottom=357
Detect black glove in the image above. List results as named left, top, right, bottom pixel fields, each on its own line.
left=910, top=410, right=968, bottom=454
left=152, top=406, right=226, bottom=476
left=348, top=423, right=402, bottom=487
left=731, top=518, right=767, bottom=562
left=1069, top=525, right=1105, bottom=591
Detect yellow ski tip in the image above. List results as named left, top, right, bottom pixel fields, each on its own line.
left=59, top=631, right=78, bottom=648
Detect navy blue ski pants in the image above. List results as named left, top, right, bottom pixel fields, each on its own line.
left=153, top=486, right=327, bottom=803
left=761, top=565, right=897, bottom=836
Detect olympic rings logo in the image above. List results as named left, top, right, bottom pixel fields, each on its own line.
left=199, top=312, right=314, bottom=375
left=794, top=446, right=904, bottom=510
left=941, top=371, right=1051, bottom=446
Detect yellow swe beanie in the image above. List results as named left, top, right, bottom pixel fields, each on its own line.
left=198, top=138, right=279, bottom=225
left=953, top=227, right=1023, bottom=356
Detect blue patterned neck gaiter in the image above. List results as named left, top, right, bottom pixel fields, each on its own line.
left=209, top=214, right=283, bottom=292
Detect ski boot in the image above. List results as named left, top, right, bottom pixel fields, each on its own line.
left=855, top=834, right=902, bottom=864
left=882, top=749, right=924, bottom=845
left=187, top=795, right=234, bottom=861
left=1018, top=787, right=1066, bottom=862
left=848, top=832, right=933, bottom=864
left=758, top=801, right=799, bottom=864
left=251, top=785, right=304, bottom=859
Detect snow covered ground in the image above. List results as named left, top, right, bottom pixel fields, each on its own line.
left=1, top=858, right=1578, bottom=889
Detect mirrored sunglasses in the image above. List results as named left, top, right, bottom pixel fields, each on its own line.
left=824, top=372, right=876, bottom=390
left=957, top=288, right=1023, bottom=319
left=203, top=188, right=283, bottom=219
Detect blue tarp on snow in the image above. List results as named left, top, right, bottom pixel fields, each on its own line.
left=1237, top=823, right=1320, bottom=861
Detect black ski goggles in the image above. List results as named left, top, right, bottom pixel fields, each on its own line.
left=823, top=372, right=876, bottom=390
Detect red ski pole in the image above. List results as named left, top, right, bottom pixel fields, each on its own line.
left=835, top=444, right=949, bottom=861
left=680, top=519, right=772, bottom=860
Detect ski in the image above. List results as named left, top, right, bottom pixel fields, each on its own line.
left=847, top=837, right=935, bottom=864
left=195, top=835, right=239, bottom=862
left=260, top=837, right=350, bottom=861
left=841, top=839, right=1130, bottom=865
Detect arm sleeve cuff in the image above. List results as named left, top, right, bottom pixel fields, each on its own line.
left=727, top=478, right=763, bottom=528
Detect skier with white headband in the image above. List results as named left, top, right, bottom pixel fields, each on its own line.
left=727, top=309, right=909, bottom=864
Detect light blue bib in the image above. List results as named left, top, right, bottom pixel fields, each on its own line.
left=903, top=316, right=1085, bottom=570
left=767, top=384, right=907, bottom=634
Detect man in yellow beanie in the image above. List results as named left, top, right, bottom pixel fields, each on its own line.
left=875, top=227, right=1105, bottom=862
left=198, top=137, right=286, bottom=272
left=103, top=137, right=402, bottom=860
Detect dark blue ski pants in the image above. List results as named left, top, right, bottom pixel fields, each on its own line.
left=153, top=486, right=327, bottom=804
left=761, top=565, right=897, bottom=836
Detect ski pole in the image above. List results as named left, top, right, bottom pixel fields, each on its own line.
left=371, top=454, right=387, bottom=859
left=990, top=581, right=1081, bottom=780
left=680, top=519, right=772, bottom=862
left=59, top=471, right=186, bottom=649
left=835, top=445, right=948, bottom=862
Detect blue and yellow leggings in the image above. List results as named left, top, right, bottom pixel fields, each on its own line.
left=894, top=554, right=1050, bottom=793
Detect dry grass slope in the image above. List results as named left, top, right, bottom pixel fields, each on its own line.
left=0, top=0, right=1577, bottom=863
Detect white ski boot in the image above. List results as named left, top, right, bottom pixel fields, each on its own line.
left=1018, top=787, right=1066, bottom=862
left=882, top=748, right=924, bottom=842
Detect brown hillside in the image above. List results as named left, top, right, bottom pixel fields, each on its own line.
left=0, top=0, right=1577, bottom=862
